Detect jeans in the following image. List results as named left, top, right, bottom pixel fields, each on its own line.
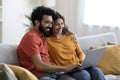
left=38, top=72, right=75, bottom=80
left=68, top=66, right=105, bottom=80
left=38, top=67, right=105, bottom=80
left=38, top=72, right=56, bottom=80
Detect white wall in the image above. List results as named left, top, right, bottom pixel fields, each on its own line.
left=55, top=0, right=77, bottom=32
left=0, top=22, right=2, bottom=43
left=2, top=0, right=78, bottom=44
left=2, top=0, right=120, bottom=44
left=2, top=0, right=38, bottom=44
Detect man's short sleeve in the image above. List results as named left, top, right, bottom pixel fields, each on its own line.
left=21, top=34, right=41, bottom=57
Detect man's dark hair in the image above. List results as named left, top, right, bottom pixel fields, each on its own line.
left=31, top=6, right=55, bottom=25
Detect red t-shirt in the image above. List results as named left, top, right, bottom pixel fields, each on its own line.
left=17, top=28, right=50, bottom=78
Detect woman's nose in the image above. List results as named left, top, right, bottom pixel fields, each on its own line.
left=58, top=25, right=62, bottom=28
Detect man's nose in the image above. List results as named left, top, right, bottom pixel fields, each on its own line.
left=49, top=23, right=52, bottom=28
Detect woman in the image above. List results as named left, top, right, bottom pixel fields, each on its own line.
left=46, top=12, right=105, bottom=80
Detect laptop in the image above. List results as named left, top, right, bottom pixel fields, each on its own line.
left=69, top=47, right=105, bottom=72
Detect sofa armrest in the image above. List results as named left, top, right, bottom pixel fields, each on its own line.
left=0, top=44, right=19, bottom=65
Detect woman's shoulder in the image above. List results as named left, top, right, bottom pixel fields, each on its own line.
left=66, top=34, right=77, bottom=42
left=67, top=33, right=76, bottom=38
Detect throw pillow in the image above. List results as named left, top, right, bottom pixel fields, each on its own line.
left=97, top=44, right=120, bottom=74
left=7, top=64, right=38, bottom=80
left=0, top=63, right=18, bottom=80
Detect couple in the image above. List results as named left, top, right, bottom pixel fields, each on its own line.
left=17, top=6, right=105, bottom=80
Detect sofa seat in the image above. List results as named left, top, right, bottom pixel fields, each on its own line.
left=105, top=74, right=120, bottom=80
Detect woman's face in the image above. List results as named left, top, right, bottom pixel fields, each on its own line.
left=52, top=18, right=64, bottom=35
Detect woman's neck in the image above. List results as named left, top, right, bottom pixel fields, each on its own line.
left=52, top=33, right=63, bottom=39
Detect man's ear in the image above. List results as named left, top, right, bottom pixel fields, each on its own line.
left=35, top=20, right=40, bottom=26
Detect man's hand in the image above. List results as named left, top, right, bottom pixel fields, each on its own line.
left=65, top=63, right=82, bottom=73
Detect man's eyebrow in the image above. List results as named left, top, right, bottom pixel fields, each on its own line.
left=45, top=20, right=53, bottom=23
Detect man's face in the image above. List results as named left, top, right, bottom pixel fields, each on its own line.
left=39, top=15, right=53, bottom=36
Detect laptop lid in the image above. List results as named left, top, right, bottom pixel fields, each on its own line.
left=64, top=47, right=105, bottom=73
left=63, top=48, right=105, bottom=73
left=80, top=47, right=105, bottom=70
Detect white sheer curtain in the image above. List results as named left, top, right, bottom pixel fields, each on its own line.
left=84, top=0, right=120, bottom=26
left=76, top=0, right=120, bottom=43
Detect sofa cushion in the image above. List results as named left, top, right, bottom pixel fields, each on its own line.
left=0, top=44, right=19, bottom=65
left=0, top=63, right=18, bottom=80
left=97, top=44, right=120, bottom=74
left=8, top=64, right=38, bottom=80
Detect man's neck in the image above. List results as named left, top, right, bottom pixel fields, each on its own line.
left=33, top=26, right=39, bottom=32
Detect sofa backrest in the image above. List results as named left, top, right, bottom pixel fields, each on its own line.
left=0, top=44, right=19, bottom=65
left=0, top=32, right=118, bottom=65
left=77, top=32, right=118, bottom=53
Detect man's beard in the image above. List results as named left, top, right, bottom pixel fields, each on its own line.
left=39, top=25, right=52, bottom=37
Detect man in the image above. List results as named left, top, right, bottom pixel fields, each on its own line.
left=17, top=6, right=80, bottom=80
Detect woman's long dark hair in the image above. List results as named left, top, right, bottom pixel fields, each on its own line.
left=53, top=12, right=72, bottom=35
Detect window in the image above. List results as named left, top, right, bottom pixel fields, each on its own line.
left=83, top=0, right=120, bottom=26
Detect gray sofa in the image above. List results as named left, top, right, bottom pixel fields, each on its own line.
left=77, top=32, right=120, bottom=80
left=0, top=32, right=120, bottom=80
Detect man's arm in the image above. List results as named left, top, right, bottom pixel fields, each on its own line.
left=31, top=54, right=80, bottom=72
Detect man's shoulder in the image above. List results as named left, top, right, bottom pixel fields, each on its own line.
left=24, top=31, right=39, bottom=38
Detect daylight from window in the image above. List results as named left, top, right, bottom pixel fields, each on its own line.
left=83, top=0, right=120, bottom=27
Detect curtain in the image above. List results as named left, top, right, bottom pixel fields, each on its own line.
left=75, top=0, right=120, bottom=43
